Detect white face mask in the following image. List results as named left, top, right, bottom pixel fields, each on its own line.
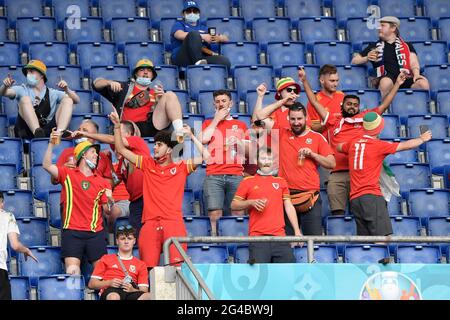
left=74, top=137, right=88, bottom=145
left=185, top=13, right=200, bottom=24
left=85, top=158, right=96, bottom=170
left=26, top=74, right=40, bottom=87
left=135, top=77, right=152, bottom=86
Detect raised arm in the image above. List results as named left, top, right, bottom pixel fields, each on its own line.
left=198, top=107, right=229, bottom=144
left=184, top=124, right=210, bottom=166
left=397, top=130, right=432, bottom=152
left=377, top=72, right=407, bottom=114
left=110, top=112, right=138, bottom=165
left=298, top=68, right=328, bottom=121
left=56, top=79, right=80, bottom=104
left=253, top=83, right=293, bottom=120
left=43, top=131, right=60, bottom=179
left=0, top=74, right=17, bottom=98
left=93, top=78, right=123, bottom=93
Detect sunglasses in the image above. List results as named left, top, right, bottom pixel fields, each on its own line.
left=285, top=87, right=299, bottom=94
left=117, top=224, right=133, bottom=231
left=185, top=8, right=200, bottom=13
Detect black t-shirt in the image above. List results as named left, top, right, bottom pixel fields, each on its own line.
left=361, top=41, right=416, bottom=77
left=93, top=80, right=130, bottom=113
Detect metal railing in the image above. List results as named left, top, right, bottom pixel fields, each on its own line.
left=163, top=235, right=450, bottom=300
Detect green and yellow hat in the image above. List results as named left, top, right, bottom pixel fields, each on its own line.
left=22, top=59, right=47, bottom=82
left=132, top=59, right=157, bottom=80
left=275, top=77, right=301, bottom=100
left=363, top=112, right=385, bottom=136
left=74, top=141, right=100, bottom=166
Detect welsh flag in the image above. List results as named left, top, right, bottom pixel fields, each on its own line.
left=380, top=161, right=400, bottom=202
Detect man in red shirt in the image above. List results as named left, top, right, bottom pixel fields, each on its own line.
left=276, top=103, right=335, bottom=236
left=306, top=64, right=345, bottom=137
left=199, top=90, right=249, bottom=236
left=43, top=133, right=114, bottom=275
left=337, top=112, right=432, bottom=235
left=89, top=225, right=150, bottom=300
left=70, top=120, right=151, bottom=236
left=231, top=148, right=301, bottom=263
left=299, top=67, right=407, bottom=216
left=111, top=111, right=206, bottom=268
left=93, top=59, right=184, bottom=140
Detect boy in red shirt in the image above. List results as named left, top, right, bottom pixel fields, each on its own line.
left=231, top=148, right=301, bottom=263
left=338, top=112, right=432, bottom=235
left=89, top=225, right=150, bottom=300
left=111, top=111, right=207, bottom=268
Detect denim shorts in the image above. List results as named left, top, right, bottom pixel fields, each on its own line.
left=203, top=174, right=243, bottom=216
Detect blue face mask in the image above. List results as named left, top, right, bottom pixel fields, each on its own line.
left=135, top=77, right=152, bottom=87
left=185, top=13, right=200, bottom=24
left=26, top=74, right=39, bottom=87
left=85, top=158, right=96, bottom=170
left=74, top=137, right=88, bottom=145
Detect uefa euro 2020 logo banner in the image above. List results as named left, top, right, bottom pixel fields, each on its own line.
left=360, top=271, right=422, bottom=300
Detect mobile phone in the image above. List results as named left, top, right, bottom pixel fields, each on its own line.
left=208, top=27, right=216, bottom=36
left=253, top=120, right=265, bottom=127
left=419, top=125, right=429, bottom=135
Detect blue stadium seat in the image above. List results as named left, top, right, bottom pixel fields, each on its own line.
left=409, top=189, right=450, bottom=227
left=387, top=196, right=403, bottom=216
left=90, top=65, right=129, bottom=82
left=424, top=0, right=450, bottom=23
left=281, top=64, right=320, bottom=90
left=439, top=18, right=450, bottom=43
left=390, top=163, right=431, bottom=196
left=186, top=65, right=228, bottom=99
left=234, top=65, right=274, bottom=99
left=73, top=90, right=94, bottom=113
left=69, top=114, right=110, bottom=133
left=245, top=90, right=276, bottom=115
left=110, top=18, right=151, bottom=44
left=173, top=90, right=190, bottom=114
left=0, top=114, right=7, bottom=137
left=0, top=138, right=23, bottom=173
left=390, top=216, right=421, bottom=236
left=390, top=90, right=429, bottom=121
left=195, top=0, right=232, bottom=19
left=51, top=0, right=91, bottom=24
left=424, top=65, right=450, bottom=97
left=183, top=216, right=211, bottom=236
left=399, top=17, right=432, bottom=42
left=98, top=0, right=137, bottom=22
left=297, top=17, right=337, bottom=46
left=9, top=276, right=30, bottom=300
left=16, top=17, right=57, bottom=45
left=186, top=164, right=205, bottom=197
left=385, top=144, right=418, bottom=164
left=234, top=245, right=249, bottom=263
left=346, top=18, right=378, bottom=46
left=220, top=42, right=260, bottom=68
left=426, top=139, right=450, bottom=174
left=147, top=0, right=183, bottom=27
left=293, top=245, right=339, bottom=263
left=4, top=0, right=44, bottom=21
left=395, top=245, right=441, bottom=263
left=231, top=114, right=251, bottom=127
left=38, top=275, right=85, bottom=300
left=217, top=215, right=249, bottom=255
left=0, top=65, right=26, bottom=85
left=239, top=0, right=276, bottom=22
left=325, top=215, right=356, bottom=235
left=333, top=0, right=370, bottom=27
left=0, top=165, right=18, bottom=190
left=378, top=115, right=401, bottom=139
left=47, top=190, right=61, bottom=228
left=151, top=65, right=179, bottom=91
left=3, top=190, right=33, bottom=218
left=0, top=42, right=20, bottom=66
left=182, top=114, right=205, bottom=134
left=77, top=42, right=117, bottom=70
left=159, top=17, right=182, bottom=49
left=15, top=218, right=49, bottom=248
left=436, top=90, right=450, bottom=115
left=31, top=165, right=62, bottom=201
left=411, top=41, right=448, bottom=66
left=343, top=245, right=390, bottom=264
left=2, top=97, right=18, bottom=126
left=314, top=42, right=352, bottom=66
left=206, top=17, right=246, bottom=42
left=427, top=217, right=450, bottom=238
left=187, top=244, right=229, bottom=263
left=182, top=189, right=195, bottom=216
left=47, top=66, right=83, bottom=91
left=197, top=90, right=239, bottom=118
left=335, top=65, right=367, bottom=90
left=143, top=137, right=154, bottom=156
left=123, top=42, right=165, bottom=67
left=378, top=0, right=416, bottom=18
left=107, top=246, right=140, bottom=258
left=252, top=18, right=291, bottom=48
left=0, top=17, right=8, bottom=42
left=266, top=42, right=306, bottom=72
left=320, top=190, right=331, bottom=223
left=30, top=138, right=73, bottom=166
left=64, top=17, right=103, bottom=45
left=28, top=42, right=69, bottom=66
left=344, top=90, right=381, bottom=111
left=18, top=246, right=62, bottom=286
left=407, top=115, right=448, bottom=139
left=283, top=0, right=322, bottom=19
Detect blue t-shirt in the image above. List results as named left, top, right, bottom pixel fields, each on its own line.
left=170, top=20, right=209, bottom=61
left=11, top=84, right=66, bottom=121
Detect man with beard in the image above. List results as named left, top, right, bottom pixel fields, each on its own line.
left=231, top=148, right=302, bottom=263
left=299, top=68, right=407, bottom=216
left=352, top=16, right=429, bottom=98
left=93, top=59, right=184, bottom=140
left=276, top=103, right=335, bottom=236
left=306, top=64, right=344, bottom=138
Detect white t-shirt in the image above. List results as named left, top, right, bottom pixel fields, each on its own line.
left=0, top=209, right=19, bottom=271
